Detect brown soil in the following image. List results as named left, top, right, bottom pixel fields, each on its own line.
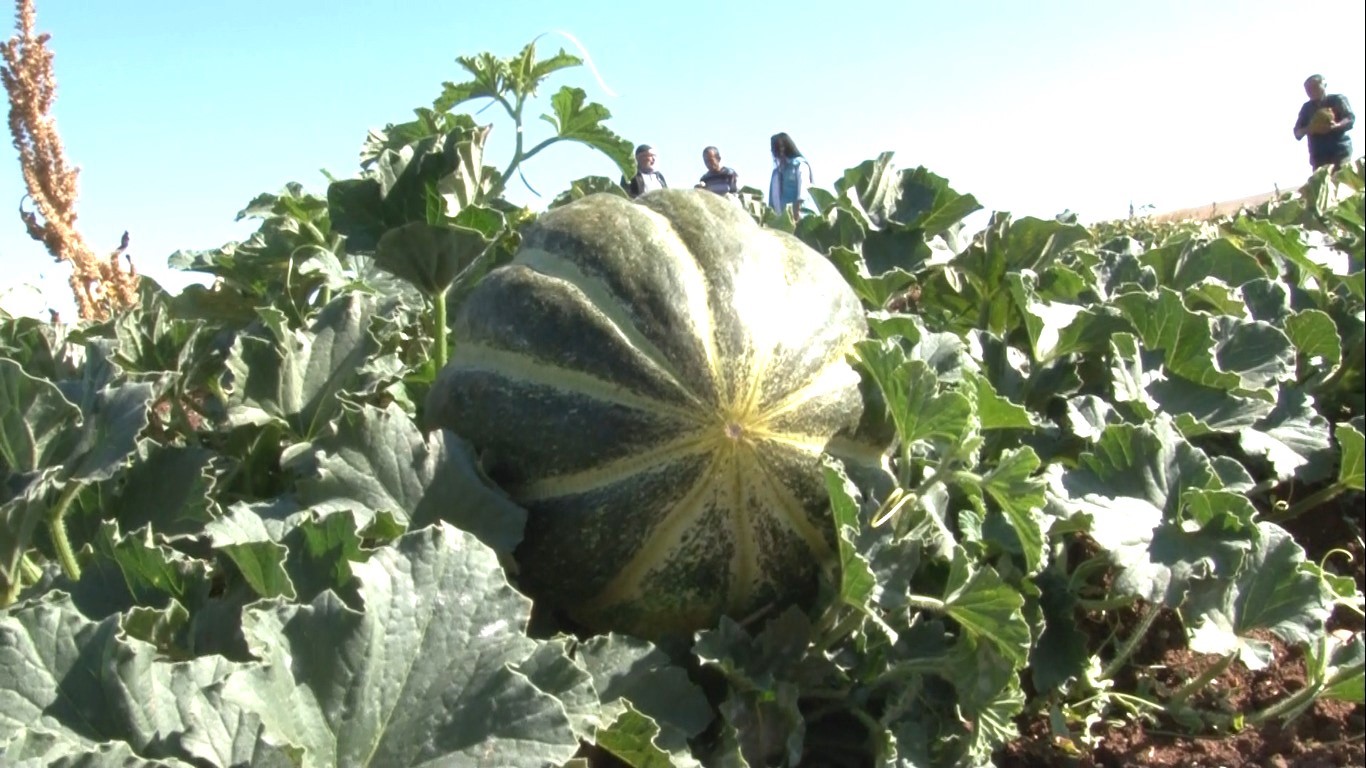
left=997, top=495, right=1365, bottom=767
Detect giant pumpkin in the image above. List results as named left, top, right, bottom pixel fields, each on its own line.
left=425, top=188, right=870, bottom=638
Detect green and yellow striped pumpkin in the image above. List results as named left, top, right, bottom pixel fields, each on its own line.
left=425, top=188, right=869, bottom=638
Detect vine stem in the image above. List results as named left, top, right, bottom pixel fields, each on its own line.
left=1099, top=603, right=1162, bottom=682
left=904, top=594, right=947, bottom=613
left=1166, top=651, right=1235, bottom=707
left=48, top=481, right=83, bottom=581
left=18, top=554, right=42, bottom=584
left=1268, top=481, right=1347, bottom=524
left=432, top=290, right=449, bottom=371
left=814, top=610, right=868, bottom=654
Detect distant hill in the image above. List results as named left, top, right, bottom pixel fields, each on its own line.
left=1146, top=188, right=1291, bottom=223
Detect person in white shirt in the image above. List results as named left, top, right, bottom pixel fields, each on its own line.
left=623, top=144, right=668, bottom=197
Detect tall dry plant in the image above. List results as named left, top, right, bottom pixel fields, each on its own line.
left=0, top=0, right=136, bottom=320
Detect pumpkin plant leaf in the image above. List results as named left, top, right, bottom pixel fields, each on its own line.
left=940, top=548, right=1030, bottom=667
left=823, top=460, right=876, bottom=609
left=0, top=594, right=293, bottom=767
left=540, top=86, right=635, bottom=181
left=1238, top=386, right=1336, bottom=483
left=373, top=220, right=493, bottom=298
left=574, top=633, right=712, bottom=754
left=1051, top=420, right=1248, bottom=605
left=1284, top=308, right=1343, bottom=373
left=961, top=369, right=1032, bottom=431
left=1185, top=523, right=1333, bottom=670
left=0, top=358, right=81, bottom=472
left=223, top=293, right=399, bottom=439
left=1114, top=288, right=1239, bottom=390
left=1335, top=422, right=1364, bottom=490
left=855, top=340, right=973, bottom=446
left=286, top=402, right=526, bottom=554
left=977, top=446, right=1047, bottom=575
left=221, top=523, right=581, bottom=768
left=73, top=440, right=217, bottom=540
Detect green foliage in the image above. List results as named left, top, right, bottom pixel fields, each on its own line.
left=2, top=44, right=1363, bottom=768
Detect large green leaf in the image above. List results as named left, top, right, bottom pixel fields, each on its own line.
left=977, top=446, right=1047, bottom=575
left=204, top=503, right=370, bottom=607
left=823, top=460, right=876, bottom=610
left=1113, top=288, right=1238, bottom=390
left=540, top=86, right=635, bottom=181
left=1283, top=308, right=1343, bottom=373
left=575, top=634, right=711, bottom=758
left=0, top=594, right=294, bottom=766
left=221, top=523, right=580, bottom=767
left=0, top=311, right=74, bottom=382
left=594, top=701, right=676, bottom=768
left=1051, top=420, right=1247, bottom=604
left=1209, top=315, right=1295, bottom=392
left=1185, top=523, right=1332, bottom=669
left=855, top=340, right=974, bottom=447
left=830, top=155, right=980, bottom=235
left=1142, top=237, right=1267, bottom=291
left=61, top=379, right=157, bottom=483
left=940, top=548, right=1030, bottom=667
left=1108, top=332, right=1158, bottom=419
left=0, top=357, right=81, bottom=472
left=960, top=370, right=1032, bottom=431
left=286, top=402, right=526, bottom=553
left=97, top=521, right=215, bottom=611
left=1228, top=215, right=1327, bottom=284
left=1006, top=273, right=1086, bottom=362
left=330, top=115, right=495, bottom=253
left=0, top=468, right=57, bottom=606
left=74, top=440, right=216, bottom=540
left=1031, top=569, right=1090, bottom=693
left=1337, top=422, right=1364, bottom=490
left=1148, top=377, right=1275, bottom=437
left=1238, top=386, right=1336, bottom=482
left=223, top=293, right=400, bottom=439
left=373, top=219, right=494, bottom=298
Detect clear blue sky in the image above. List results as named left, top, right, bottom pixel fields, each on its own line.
left=2, top=0, right=1363, bottom=317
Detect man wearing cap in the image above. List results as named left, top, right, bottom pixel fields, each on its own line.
left=623, top=144, right=667, bottom=198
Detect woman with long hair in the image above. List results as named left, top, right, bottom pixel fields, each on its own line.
left=768, top=132, right=812, bottom=220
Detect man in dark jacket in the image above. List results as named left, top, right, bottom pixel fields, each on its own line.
left=623, top=144, right=667, bottom=197
left=1294, top=74, right=1355, bottom=169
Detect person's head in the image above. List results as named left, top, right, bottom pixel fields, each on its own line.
left=770, top=132, right=802, bottom=160
left=1304, top=75, right=1327, bottom=101
left=635, top=144, right=657, bottom=172
left=702, top=146, right=723, bottom=172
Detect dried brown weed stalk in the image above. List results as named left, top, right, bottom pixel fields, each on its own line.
left=0, top=0, right=136, bottom=320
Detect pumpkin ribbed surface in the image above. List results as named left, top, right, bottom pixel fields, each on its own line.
left=425, top=188, right=868, bottom=638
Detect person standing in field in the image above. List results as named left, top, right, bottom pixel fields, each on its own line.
left=1293, top=74, right=1355, bottom=170
left=696, top=146, right=739, bottom=196
left=623, top=144, right=667, bottom=197
left=768, top=132, right=813, bottom=221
